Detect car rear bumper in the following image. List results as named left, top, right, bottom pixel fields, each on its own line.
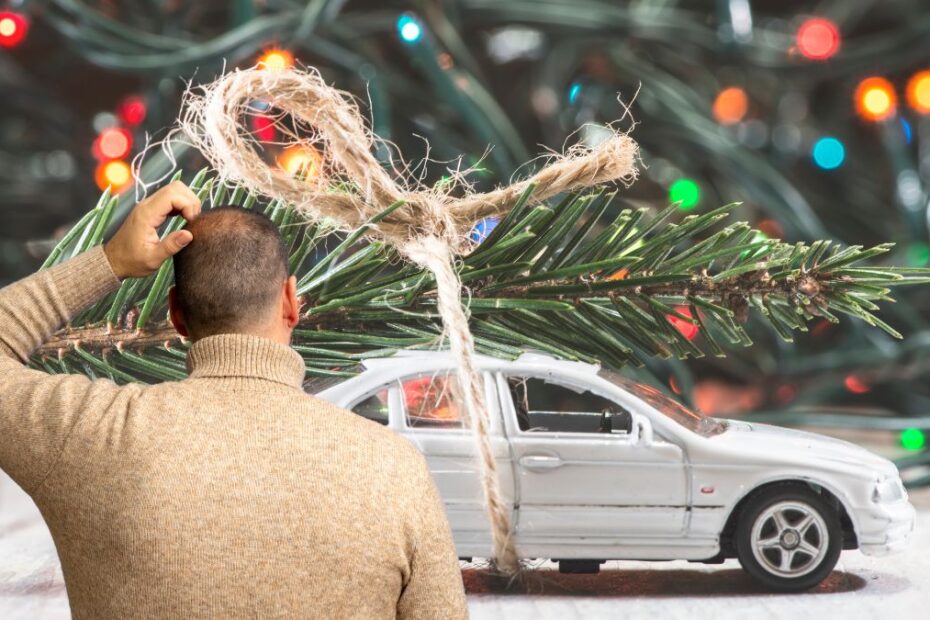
left=857, top=499, right=916, bottom=556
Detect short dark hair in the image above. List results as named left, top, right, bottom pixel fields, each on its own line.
left=173, top=206, right=288, bottom=338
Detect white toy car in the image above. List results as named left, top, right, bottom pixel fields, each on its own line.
left=316, top=351, right=916, bottom=592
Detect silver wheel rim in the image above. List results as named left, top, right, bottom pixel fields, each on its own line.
left=750, top=500, right=829, bottom=579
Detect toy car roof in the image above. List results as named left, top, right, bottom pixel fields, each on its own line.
left=359, top=349, right=602, bottom=376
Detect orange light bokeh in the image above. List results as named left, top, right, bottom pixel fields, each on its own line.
left=712, top=87, right=748, bottom=125
left=855, top=77, right=897, bottom=121
left=95, top=160, right=132, bottom=191
left=258, top=49, right=294, bottom=72
left=607, top=267, right=629, bottom=281
left=906, top=71, right=930, bottom=114
left=278, top=145, right=321, bottom=178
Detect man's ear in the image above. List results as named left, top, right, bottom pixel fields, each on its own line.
left=282, top=275, right=300, bottom=329
left=167, top=286, right=190, bottom=338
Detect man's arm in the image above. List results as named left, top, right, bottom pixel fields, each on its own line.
left=397, top=452, right=468, bottom=619
left=0, top=181, right=200, bottom=493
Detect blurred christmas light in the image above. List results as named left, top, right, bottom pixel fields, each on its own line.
left=906, top=70, right=930, bottom=114
left=796, top=18, right=840, bottom=61
left=0, top=11, right=28, bottom=49
left=471, top=217, right=499, bottom=243
left=258, top=49, right=294, bottom=71
left=669, top=375, right=682, bottom=395
left=812, top=136, right=845, bottom=169
left=92, top=127, right=132, bottom=161
left=855, top=77, right=897, bottom=122
left=757, top=218, right=784, bottom=239
left=669, top=178, right=700, bottom=210
left=811, top=320, right=835, bottom=340
left=117, top=96, right=147, bottom=127
left=740, top=230, right=769, bottom=259
left=775, top=384, right=797, bottom=404
left=91, top=112, right=118, bottom=134
left=900, top=428, right=926, bottom=451
left=397, top=14, right=423, bottom=44
left=906, top=242, right=930, bottom=266
left=844, top=375, right=870, bottom=394
left=901, top=117, right=913, bottom=143
left=486, top=27, right=545, bottom=63
left=252, top=114, right=276, bottom=142
left=712, top=87, right=748, bottom=125
left=607, top=267, right=629, bottom=281
left=727, top=0, right=753, bottom=43
left=95, top=160, right=132, bottom=191
left=568, top=82, right=582, bottom=104
left=667, top=306, right=699, bottom=341
left=278, top=145, right=321, bottom=177
left=772, top=124, right=803, bottom=153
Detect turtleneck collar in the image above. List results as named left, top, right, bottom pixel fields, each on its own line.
left=187, top=333, right=306, bottom=388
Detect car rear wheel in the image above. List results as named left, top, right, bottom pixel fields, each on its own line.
left=735, top=485, right=842, bottom=592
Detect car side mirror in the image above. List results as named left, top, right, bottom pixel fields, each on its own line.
left=630, top=414, right=654, bottom=447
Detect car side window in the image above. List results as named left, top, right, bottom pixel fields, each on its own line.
left=507, top=376, right=632, bottom=434
left=402, top=374, right=466, bottom=430
left=351, top=387, right=391, bottom=426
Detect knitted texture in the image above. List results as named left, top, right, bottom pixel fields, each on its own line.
left=0, top=247, right=467, bottom=619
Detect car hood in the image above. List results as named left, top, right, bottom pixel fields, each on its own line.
left=710, top=420, right=899, bottom=479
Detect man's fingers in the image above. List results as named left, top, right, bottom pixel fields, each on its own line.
left=169, top=181, right=202, bottom=222
left=155, top=230, right=194, bottom=262
left=143, top=181, right=201, bottom=225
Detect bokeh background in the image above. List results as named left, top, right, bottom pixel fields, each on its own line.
left=2, top=0, right=929, bottom=485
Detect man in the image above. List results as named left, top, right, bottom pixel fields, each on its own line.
left=0, top=182, right=468, bottom=619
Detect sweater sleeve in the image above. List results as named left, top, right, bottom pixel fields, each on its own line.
left=0, top=246, right=127, bottom=493
left=396, top=451, right=468, bottom=620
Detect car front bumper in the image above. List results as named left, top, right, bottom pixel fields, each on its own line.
left=857, top=499, right=916, bottom=556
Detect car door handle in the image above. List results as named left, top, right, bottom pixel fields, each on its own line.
left=520, top=454, right=563, bottom=470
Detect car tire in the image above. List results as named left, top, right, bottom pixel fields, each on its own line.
left=735, top=484, right=842, bottom=592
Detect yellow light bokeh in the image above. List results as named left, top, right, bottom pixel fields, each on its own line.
left=258, top=49, right=294, bottom=72
left=906, top=71, right=930, bottom=114
left=278, top=146, right=321, bottom=178
left=95, top=160, right=132, bottom=191
left=855, top=76, right=897, bottom=121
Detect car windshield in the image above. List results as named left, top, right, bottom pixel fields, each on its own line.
left=597, top=369, right=727, bottom=437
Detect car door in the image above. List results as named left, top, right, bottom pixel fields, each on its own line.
left=497, top=372, right=688, bottom=541
left=390, top=370, right=514, bottom=557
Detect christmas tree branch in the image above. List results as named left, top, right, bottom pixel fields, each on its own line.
left=32, top=172, right=929, bottom=383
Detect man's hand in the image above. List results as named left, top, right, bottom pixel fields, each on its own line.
left=104, top=181, right=201, bottom=279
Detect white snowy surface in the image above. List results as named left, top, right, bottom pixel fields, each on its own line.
left=1, top=471, right=928, bottom=620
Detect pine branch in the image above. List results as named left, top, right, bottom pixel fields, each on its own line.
left=32, top=172, right=930, bottom=383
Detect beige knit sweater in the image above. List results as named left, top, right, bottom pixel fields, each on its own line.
left=0, top=247, right=468, bottom=619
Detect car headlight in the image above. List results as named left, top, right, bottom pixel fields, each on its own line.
left=872, top=476, right=907, bottom=503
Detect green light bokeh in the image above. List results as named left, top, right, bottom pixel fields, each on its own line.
left=669, top=178, right=700, bottom=210
left=901, top=427, right=926, bottom=451
left=906, top=242, right=930, bottom=267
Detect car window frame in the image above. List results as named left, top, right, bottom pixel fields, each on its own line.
left=397, top=370, right=501, bottom=435
left=496, top=371, right=667, bottom=443
left=346, top=380, right=403, bottom=430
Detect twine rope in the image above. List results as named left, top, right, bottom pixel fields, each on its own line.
left=178, top=66, right=638, bottom=574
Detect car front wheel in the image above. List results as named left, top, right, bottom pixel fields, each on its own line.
left=735, top=485, right=842, bottom=592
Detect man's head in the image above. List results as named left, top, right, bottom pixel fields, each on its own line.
left=168, top=206, right=300, bottom=343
